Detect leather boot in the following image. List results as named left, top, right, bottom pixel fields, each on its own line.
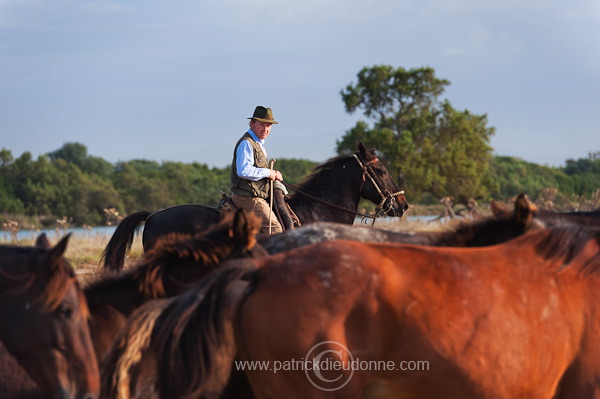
left=273, top=188, right=295, bottom=231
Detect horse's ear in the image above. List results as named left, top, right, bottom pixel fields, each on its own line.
left=231, top=208, right=247, bottom=238
left=514, top=194, right=538, bottom=226
left=48, top=233, right=71, bottom=265
left=356, top=142, right=374, bottom=160
left=230, top=209, right=257, bottom=250
left=35, top=233, right=51, bottom=250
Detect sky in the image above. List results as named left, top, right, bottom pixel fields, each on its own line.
left=1, top=0, right=598, bottom=170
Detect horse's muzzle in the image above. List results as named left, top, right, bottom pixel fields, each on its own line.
left=386, top=197, right=409, bottom=217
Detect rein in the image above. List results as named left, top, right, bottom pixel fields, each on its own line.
left=279, top=154, right=405, bottom=225
left=280, top=180, right=378, bottom=224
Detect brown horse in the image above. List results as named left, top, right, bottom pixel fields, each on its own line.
left=490, top=198, right=600, bottom=228
left=85, top=208, right=266, bottom=364
left=1, top=209, right=264, bottom=399
left=0, top=234, right=99, bottom=399
left=100, top=142, right=409, bottom=273
left=98, top=194, right=542, bottom=398
left=120, top=224, right=600, bottom=399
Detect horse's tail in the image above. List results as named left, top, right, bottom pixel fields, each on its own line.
left=154, top=263, right=257, bottom=399
left=100, top=211, right=151, bottom=273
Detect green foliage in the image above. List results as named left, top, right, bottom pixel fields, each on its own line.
left=275, top=159, right=319, bottom=185
left=564, top=152, right=600, bottom=175
left=338, top=65, right=495, bottom=204
left=0, top=122, right=598, bottom=226
left=48, top=142, right=114, bottom=177
left=489, top=156, right=568, bottom=200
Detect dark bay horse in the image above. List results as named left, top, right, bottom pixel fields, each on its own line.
left=0, top=234, right=100, bottom=399
left=116, top=225, right=600, bottom=399
left=101, top=142, right=409, bottom=272
left=100, top=189, right=535, bottom=275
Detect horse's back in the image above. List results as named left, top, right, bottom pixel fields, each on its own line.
left=237, top=235, right=592, bottom=398
left=143, top=204, right=221, bottom=248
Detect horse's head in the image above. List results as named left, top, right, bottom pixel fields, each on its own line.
left=0, top=234, right=100, bottom=399
left=355, top=142, right=409, bottom=217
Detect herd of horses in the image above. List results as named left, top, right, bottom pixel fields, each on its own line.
left=1, top=143, right=599, bottom=399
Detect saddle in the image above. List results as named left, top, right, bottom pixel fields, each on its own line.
left=219, top=191, right=300, bottom=231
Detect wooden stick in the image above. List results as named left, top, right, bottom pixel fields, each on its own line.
left=269, top=159, right=276, bottom=234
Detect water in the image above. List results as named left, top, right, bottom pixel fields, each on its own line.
left=1, top=225, right=118, bottom=243
left=354, top=214, right=439, bottom=225
left=2, top=215, right=440, bottom=243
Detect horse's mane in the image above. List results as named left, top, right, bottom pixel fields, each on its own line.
left=91, top=210, right=261, bottom=300
left=153, top=264, right=256, bottom=398
left=102, top=298, right=171, bottom=398
left=437, top=211, right=538, bottom=247
left=102, top=265, right=253, bottom=398
left=290, top=155, right=353, bottom=198
left=530, top=226, right=600, bottom=275
left=540, top=208, right=600, bottom=217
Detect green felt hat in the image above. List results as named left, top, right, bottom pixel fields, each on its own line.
left=248, top=106, right=278, bottom=124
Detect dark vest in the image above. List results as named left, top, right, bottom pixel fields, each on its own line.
left=231, top=133, right=270, bottom=199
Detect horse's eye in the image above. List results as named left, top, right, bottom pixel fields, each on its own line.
left=56, top=305, right=74, bottom=320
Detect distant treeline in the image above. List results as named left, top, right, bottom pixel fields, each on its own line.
left=0, top=142, right=599, bottom=226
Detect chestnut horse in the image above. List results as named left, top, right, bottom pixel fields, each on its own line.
left=120, top=225, right=600, bottom=399
left=101, top=142, right=409, bottom=272
left=0, top=234, right=99, bottom=399
left=99, top=194, right=543, bottom=398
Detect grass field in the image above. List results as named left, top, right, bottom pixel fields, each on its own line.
left=1, top=216, right=460, bottom=285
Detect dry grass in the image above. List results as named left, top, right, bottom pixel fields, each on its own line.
left=0, top=230, right=144, bottom=285
left=2, top=218, right=452, bottom=285
left=369, top=215, right=467, bottom=233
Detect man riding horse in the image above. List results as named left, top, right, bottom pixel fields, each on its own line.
left=230, top=106, right=295, bottom=233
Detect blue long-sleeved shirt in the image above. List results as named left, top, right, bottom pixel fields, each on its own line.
left=235, top=129, right=271, bottom=182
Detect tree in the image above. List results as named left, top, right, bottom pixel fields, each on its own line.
left=337, top=65, right=495, bottom=203
left=0, top=149, right=13, bottom=167
left=48, top=142, right=88, bottom=167
left=48, top=142, right=113, bottom=177
left=562, top=152, right=600, bottom=197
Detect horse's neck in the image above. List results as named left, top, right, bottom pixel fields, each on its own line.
left=290, top=195, right=359, bottom=225
left=289, top=172, right=361, bottom=225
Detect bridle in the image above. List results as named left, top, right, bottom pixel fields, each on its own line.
left=353, top=154, right=405, bottom=218
left=279, top=154, right=405, bottom=224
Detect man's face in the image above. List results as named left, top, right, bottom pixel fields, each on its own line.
left=251, top=120, right=272, bottom=140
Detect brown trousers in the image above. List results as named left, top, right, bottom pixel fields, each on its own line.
left=231, top=194, right=283, bottom=234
